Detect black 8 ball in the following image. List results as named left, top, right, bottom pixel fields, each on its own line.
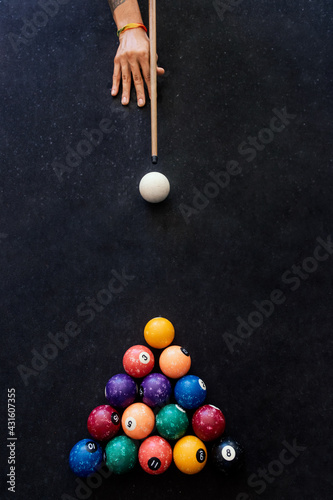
left=211, top=437, right=244, bottom=474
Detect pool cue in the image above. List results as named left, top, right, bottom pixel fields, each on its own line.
left=149, top=0, right=158, bottom=164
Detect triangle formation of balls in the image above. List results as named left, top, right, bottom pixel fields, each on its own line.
left=68, top=317, right=244, bottom=479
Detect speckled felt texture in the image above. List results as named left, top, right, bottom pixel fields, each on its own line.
left=2, top=0, right=333, bottom=498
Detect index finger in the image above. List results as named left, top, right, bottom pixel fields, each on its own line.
left=111, top=60, right=121, bottom=96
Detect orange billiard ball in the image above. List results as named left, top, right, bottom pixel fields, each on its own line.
left=121, top=403, right=155, bottom=440
left=159, top=345, right=191, bottom=379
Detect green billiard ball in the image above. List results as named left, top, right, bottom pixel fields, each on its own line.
left=104, top=436, right=137, bottom=474
left=156, top=404, right=189, bottom=440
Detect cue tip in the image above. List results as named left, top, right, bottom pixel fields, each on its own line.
left=151, top=155, right=158, bottom=164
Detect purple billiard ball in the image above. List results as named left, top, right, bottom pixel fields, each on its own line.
left=139, top=373, right=172, bottom=407
left=105, top=373, right=137, bottom=409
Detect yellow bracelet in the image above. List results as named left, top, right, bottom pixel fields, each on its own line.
left=117, top=23, right=147, bottom=37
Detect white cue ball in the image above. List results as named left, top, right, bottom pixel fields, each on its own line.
left=139, top=172, right=170, bottom=203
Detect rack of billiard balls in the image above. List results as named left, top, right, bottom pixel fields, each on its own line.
left=68, top=317, right=244, bottom=478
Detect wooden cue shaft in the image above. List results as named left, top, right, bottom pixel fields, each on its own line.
left=149, top=0, right=158, bottom=164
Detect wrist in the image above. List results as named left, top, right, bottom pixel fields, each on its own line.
left=111, top=1, right=143, bottom=30
left=117, top=23, right=147, bottom=37
left=116, top=17, right=143, bottom=30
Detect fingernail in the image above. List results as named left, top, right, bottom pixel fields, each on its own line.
left=122, top=97, right=128, bottom=105
left=111, top=88, right=115, bottom=95
left=138, top=98, right=144, bottom=107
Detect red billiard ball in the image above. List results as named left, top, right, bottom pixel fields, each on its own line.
left=139, top=436, right=173, bottom=475
left=192, top=404, right=226, bottom=442
left=87, top=405, right=121, bottom=441
left=123, top=345, right=155, bottom=378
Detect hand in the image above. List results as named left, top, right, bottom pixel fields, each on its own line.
left=111, top=28, right=165, bottom=107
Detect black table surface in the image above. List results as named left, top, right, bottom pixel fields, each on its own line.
left=1, top=0, right=333, bottom=499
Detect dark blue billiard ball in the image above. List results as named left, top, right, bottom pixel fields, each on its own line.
left=211, top=437, right=244, bottom=475
left=139, top=373, right=172, bottom=407
left=69, top=439, right=103, bottom=477
left=174, top=375, right=207, bottom=410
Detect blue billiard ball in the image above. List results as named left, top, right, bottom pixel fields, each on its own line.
left=174, top=375, right=207, bottom=410
left=69, top=439, right=103, bottom=477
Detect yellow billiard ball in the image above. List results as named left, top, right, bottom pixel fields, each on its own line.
left=144, top=317, right=175, bottom=349
left=173, top=435, right=207, bottom=474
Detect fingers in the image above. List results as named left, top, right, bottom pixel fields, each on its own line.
left=131, top=64, right=146, bottom=107
left=120, top=62, right=131, bottom=105
left=142, top=63, right=164, bottom=99
left=130, top=53, right=149, bottom=107
left=111, top=61, right=121, bottom=97
left=142, top=64, right=151, bottom=100
left=156, top=54, right=165, bottom=75
left=112, top=49, right=165, bottom=106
